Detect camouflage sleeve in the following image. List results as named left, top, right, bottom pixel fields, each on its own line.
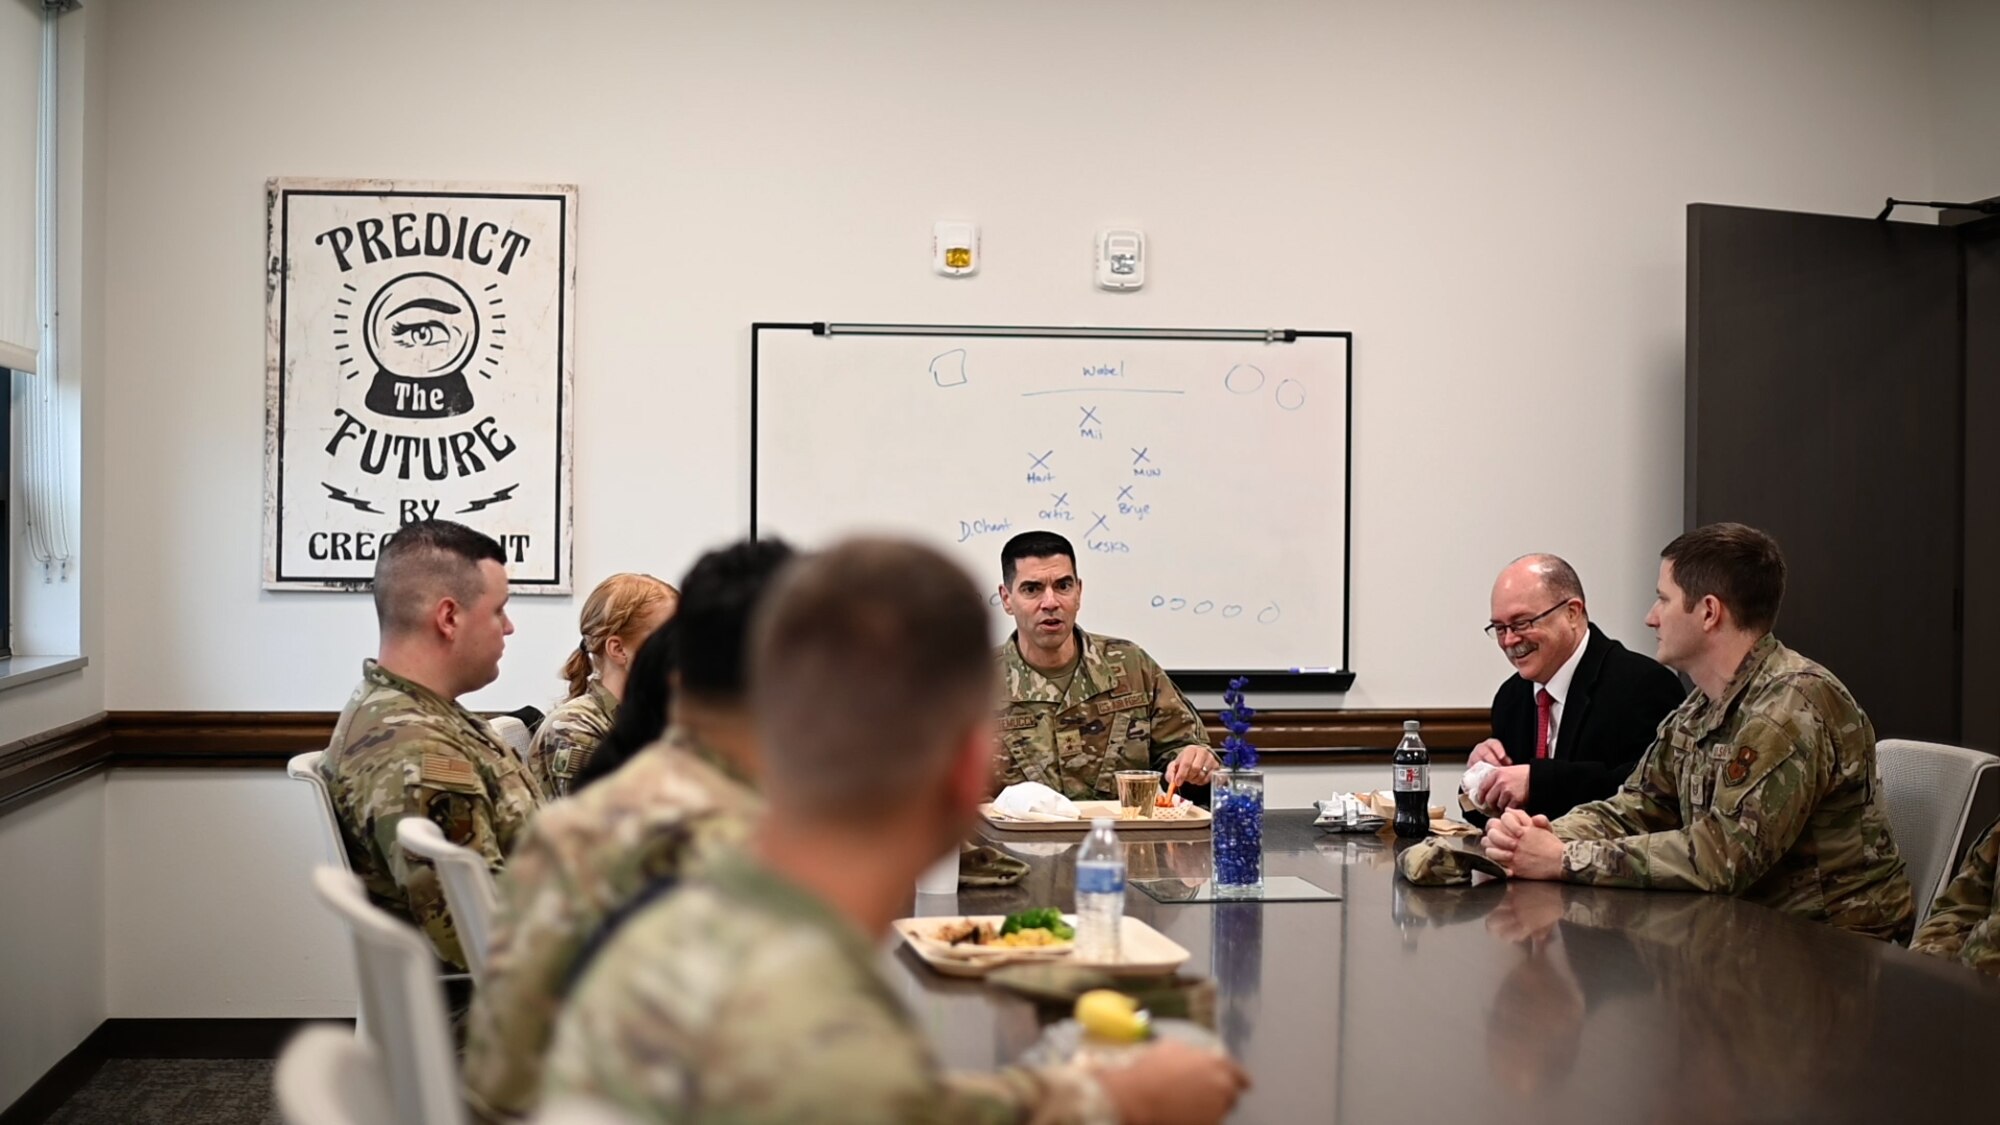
left=528, top=714, right=601, bottom=799
left=462, top=821, right=585, bottom=1121
left=1138, top=653, right=1210, bottom=772
left=1557, top=713, right=1824, bottom=893
left=1910, top=814, right=2000, bottom=961
left=1548, top=733, right=1683, bottom=843
left=371, top=740, right=512, bottom=964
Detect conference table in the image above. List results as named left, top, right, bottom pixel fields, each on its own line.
left=888, top=809, right=2000, bottom=1124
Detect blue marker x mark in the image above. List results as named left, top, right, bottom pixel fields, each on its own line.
left=1115, top=485, right=1135, bottom=503
left=1132, top=447, right=1151, bottom=464
left=1079, top=406, right=1102, bottom=427
left=1029, top=450, right=1054, bottom=472
left=1050, top=492, right=1069, bottom=509
left=1085, top=513, right=1110, bottom=538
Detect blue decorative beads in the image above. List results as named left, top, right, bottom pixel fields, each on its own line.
left=1213, top=783, right=1264, bottom=887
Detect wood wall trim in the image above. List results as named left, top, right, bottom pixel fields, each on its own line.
left=0, top=712, right=114, bottom=811
left=0, top=706, right=1490, bottom=804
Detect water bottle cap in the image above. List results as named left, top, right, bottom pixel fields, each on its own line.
left=1404, top=720, right=1420, bottom=731
left=1090, top=817, right=1116, bottom=829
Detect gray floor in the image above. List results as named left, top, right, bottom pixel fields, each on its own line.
left=43, top=1058, right=279, bottom=1125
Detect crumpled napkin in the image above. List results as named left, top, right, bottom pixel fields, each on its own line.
left=1460, top=761, right=1500, bottom=815
left=993, top=782, right=1082, bottom=820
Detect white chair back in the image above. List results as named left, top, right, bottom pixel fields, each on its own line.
left=1877, top=738, right=2000, bottom=928
left=288, top=750, right=351, bottom=871
left=490, top=715, right=534, bottom=769
left=274, top=1023, right=398, bottom=1125
left=312, top=866, right=467, bottom=1125
left=396, top=817, right=501, bottom=985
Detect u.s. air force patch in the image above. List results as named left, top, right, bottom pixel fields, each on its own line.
left=1724, top=744, right=1758, bottom=785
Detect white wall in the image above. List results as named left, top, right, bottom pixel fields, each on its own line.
left=97, top=0, right=1938, bottom=717
left=102, top=769, right=355, bottom=1017
left=1930, top=0, right=2000, bottom=202
left=0, top=776, right=105, bottom=1110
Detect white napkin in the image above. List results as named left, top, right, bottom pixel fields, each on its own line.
left=993, top=782, right=1082, bottom=820
left=1460, top=761, right=1499, bottom=815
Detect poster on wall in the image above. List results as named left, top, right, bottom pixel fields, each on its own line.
left=263, top=178, right=575, bottom=592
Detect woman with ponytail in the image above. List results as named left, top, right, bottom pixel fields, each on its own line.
left=528, top=573, right=678, bottom=796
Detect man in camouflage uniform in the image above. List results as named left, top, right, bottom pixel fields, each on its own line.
left=993, top=531, right=1216, bottom=800
left=1481, top=523, right=1912, bottom=941
left=319, top=519, right=545, bottom=970
left=527, top=677, right=616, bottom=796
left=1911, top=814, right=2000, bottom=974
left=463, top=540, right=791, bottom=1122
left=544, top=538, right=1249, bottom=1124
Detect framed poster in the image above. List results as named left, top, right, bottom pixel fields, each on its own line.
left=263, top=178, right=575, bottom=592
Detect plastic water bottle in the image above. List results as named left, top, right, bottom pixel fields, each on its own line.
left=1392, top=719, right=1431, bottom=839
left=1075, top=818, right=1125, bottom=961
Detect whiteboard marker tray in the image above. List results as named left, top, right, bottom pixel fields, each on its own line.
left=980, top=801, right=1211, bottom=833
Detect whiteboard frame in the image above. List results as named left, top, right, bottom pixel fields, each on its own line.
left=749, top=322, right=1355, bottom=693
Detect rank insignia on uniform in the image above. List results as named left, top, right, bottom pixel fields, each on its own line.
left=1724, top=744, right=1758, bottom=785
left=420, top=750, right=479, bottom=789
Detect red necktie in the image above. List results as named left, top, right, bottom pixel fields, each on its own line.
left=1535, top=688, right=1555, bottom=761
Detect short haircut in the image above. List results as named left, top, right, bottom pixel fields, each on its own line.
left=675, top=538, right=796, bottom=701
left=1515, top=553, right=1586, bottom=606
left=1661, top=522, right=1786, bottom=631
left=373, top=520, right=506, bottom=636
left=753, top=537, right=993, bottom=811
left=1000, top=530, right=1076, bottom=587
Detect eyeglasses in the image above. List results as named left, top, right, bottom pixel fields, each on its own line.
left=1484, top=600, right=1572, bottom=639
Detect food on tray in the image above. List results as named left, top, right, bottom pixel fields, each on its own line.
left=1075, top=989, right=1151, bottom=1043
left=1002, top=907, right=1077, bottom=942
left=928, top=908, right=1076, bottom=951
left=1150, top=800, right=1202, bottom=821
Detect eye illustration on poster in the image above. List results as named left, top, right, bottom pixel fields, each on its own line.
left=263, top=178, right=576, bottom=592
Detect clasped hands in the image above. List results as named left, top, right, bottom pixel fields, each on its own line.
left=1482, top=807, right=1566, bottom=880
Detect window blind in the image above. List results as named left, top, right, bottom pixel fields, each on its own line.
left=0, top=0, right=42, bottom=374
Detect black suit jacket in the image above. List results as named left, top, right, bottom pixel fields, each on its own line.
left=1488, top=623, right=1688, bottom=819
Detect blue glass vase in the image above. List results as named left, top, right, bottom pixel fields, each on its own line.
left=1212, top=768, right=1265, bottom=893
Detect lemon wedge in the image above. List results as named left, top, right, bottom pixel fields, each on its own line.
left=1075, top=989, right=1150, bottom=1043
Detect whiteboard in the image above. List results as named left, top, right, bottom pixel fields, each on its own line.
left=751, top=324, right=1352, bottom=689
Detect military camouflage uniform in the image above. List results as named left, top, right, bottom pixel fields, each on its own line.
left=320, top=660, right=545, bottom=969
left=1911, top=814, right=2000, bottom=975
left=995, top=628, right=1209, bottom=800
left=528, top=679, right=618, bottom=797
left=543, top=853, right=1115, bottom=1125
left=462, top=727, right=760, bottom=1122
left=1548, top=635, right=1912, bottom=940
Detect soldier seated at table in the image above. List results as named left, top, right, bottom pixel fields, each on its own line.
left=1481, top=523, right=1913, bottom=941
left=462, top=540, right=791, bottom=1123
left=543, top=537, right=1250, bottom=1124
left=1911, top=813, right=2000, bottom=975
left=319, top=519, right=545, bottom=970
left=993, top=530, right=1217, bottom=801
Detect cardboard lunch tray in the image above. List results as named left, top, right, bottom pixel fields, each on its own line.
left=979, top=799, right=1211, bottom=833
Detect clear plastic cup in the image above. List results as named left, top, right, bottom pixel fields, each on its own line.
left=1114, top=770, right=1163, bottom=819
